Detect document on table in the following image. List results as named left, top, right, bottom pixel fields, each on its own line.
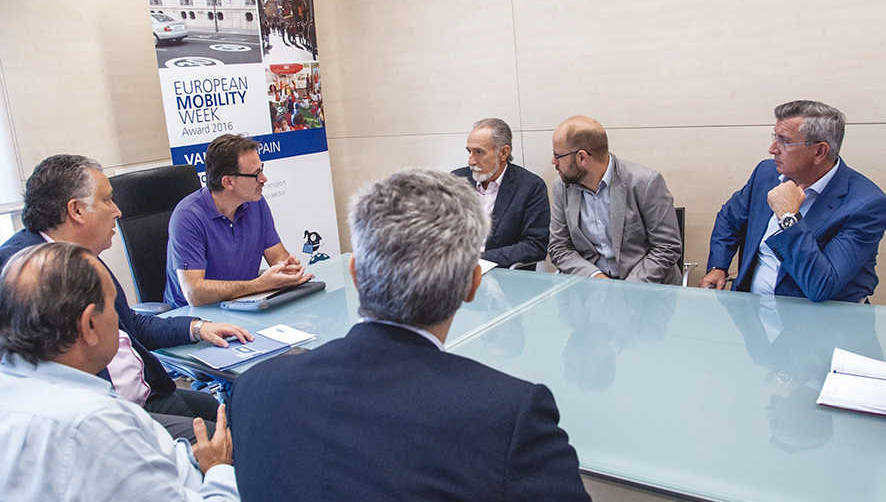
left=816, top=348, right=886, bottom=416
left=258, top=324, right=317, bottom=346
left=479, top=259, right=497, bottom=275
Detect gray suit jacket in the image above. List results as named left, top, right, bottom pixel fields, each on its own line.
left=549, top=154, right=682, bottom=284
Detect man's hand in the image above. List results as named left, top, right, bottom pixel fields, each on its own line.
left=257, top=261, right=314, bottom=291
left=592, top=272, right=611, bottom=279
left=196, top=321, right=254, bottom=348
left=700, top=268, right=727, bottom=289
left=192, top=404, right=233, bottom=474
left=767, top=180, right=806, bottom=219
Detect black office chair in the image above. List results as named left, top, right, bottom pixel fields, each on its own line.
left=110, top=165, right=201, bottom=315
left=675, top=207, right=698, bottom=287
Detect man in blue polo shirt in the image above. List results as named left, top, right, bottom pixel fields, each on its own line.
left=164, top=134, right=312, bottom=308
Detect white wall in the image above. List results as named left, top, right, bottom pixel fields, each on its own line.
left=1, top=0, right=885, bottom=303
left=314, top=0, right=886, bottom=303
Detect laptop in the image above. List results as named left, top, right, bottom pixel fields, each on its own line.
left=220, top=280, right=326, bottom=311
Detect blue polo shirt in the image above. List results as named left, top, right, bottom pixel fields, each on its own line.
left=163, top=187, right=281, bottom=308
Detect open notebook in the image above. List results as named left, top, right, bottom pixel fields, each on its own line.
left=817, top=348, right=886, bottom=416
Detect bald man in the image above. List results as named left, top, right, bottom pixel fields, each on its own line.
left=548, top=116, right=682, bottom=284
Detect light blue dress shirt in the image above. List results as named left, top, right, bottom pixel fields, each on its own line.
left=750, top=160, right=841, bottom=296
left=0, top=354, right=239, bottom=502
left=578, top=155, right=616, bottom=277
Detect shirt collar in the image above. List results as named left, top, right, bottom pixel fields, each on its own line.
left=360, top=317, right=445, bottom=351
left=1, top=353, right=115, bottom=395
left=778, top=158, right=841, bottom=195
left=600, top=154, right=614, bottom=188
left=38, top=232, right=53, bottom=243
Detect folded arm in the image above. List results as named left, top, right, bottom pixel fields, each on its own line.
left=624, top=173, right=682, bottom=283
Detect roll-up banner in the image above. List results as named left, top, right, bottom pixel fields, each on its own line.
left=148, top=0, right=338, bottom=264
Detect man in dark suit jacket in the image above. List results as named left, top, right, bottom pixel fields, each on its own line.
left=230, top=169, right=589, bottom=502
left=452, top=118, right=549, bottom=268
left=701, top=100, right=886, bottom=302
left=0, top=154, right=251, bottom=440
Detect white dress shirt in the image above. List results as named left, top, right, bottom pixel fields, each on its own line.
left=577, top=155, right=616, bottom=277
left=0, top=354, right=239, bottom=502
left=750, top=160, right=841, bottom=296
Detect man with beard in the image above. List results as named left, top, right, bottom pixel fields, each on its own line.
left=549, top=115, right=682, bottom=283
left=451, top=118, right=549, bottom=268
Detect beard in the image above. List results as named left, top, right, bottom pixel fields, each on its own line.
left=470, top=167, right=493, bottom=184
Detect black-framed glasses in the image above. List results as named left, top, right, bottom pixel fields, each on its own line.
left=553, top=150, right=580, bottom=160
left=230, top=164, right=264, bottom=179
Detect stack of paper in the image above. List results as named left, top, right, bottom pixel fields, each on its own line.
left=817, top=348, right=886, bottom=415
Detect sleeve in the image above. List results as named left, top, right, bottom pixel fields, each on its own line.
left=67, top=407, right=239, bottom=502
left=766, top=191, right=886, bottom=302
left=504, top=384, right=590, bottom=502
left=259, top=197, right=282, bottom=251
left=482, top=177, right=550, bottom=267
left=548, top=179, right=601, bottom=276
left=706, top=165, right=760, bottom=272
left=111, top=269, right=191, bottom=349
left=624, top=172, right=682, bottom=283
left=169, top=206, right=209, bottom=272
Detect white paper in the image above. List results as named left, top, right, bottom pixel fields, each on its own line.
left=831, top=347, right=886, bottom=381
left=479, top=259, right=497, bottom=275
left=817, top=371, right=886, bottom=415
left=257, top=324, right=316, bottom=347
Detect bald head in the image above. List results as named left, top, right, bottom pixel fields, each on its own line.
left=554, top=116, right=609, bottom=157
left=0, top=242, right=115, bottom=369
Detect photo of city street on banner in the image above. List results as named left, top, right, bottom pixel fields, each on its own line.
left=259, top=0, right=318, bottom=63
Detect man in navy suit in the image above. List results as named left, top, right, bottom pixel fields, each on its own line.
left=0, top=154, right=252, bottom=440
left=230, top=169, right=589, bottom=501
left=452, top=118, right=549, bottom=268
left=701, top=100, right=886, bottom=302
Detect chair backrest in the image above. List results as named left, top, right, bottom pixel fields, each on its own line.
left=675, top=206, right=685, bottom=270
left=110, top=165, right=201, bottom=303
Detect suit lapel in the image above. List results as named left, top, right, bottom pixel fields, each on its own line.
left=489, top=164, right=517, bottom=237
left=566, top=183, right=593, bottom=250
left=774, top=162, right=849, bottom=290
left=609, top=155, right=626, bottom=267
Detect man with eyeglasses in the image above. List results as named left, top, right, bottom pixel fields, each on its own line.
left=164, top=134, right=312, bottom=308
left=701, top=100, right=886, bottom=302
left=548, top=116, right=682, bottom=283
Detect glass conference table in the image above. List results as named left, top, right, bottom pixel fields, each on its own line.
left=157, top=255, right=886, bottom=501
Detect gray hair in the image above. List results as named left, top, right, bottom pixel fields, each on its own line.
left=0, top=242, right=106, bottom=365
left=774, top=100, right=845, bottom=161
left=22, top=154, right=102, bottom=233
left=473, top=118, right=514, bottom=162
left=349, top=169, right=490, bottom=326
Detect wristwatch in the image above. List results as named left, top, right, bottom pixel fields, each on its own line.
left=778, top=212, right=802, bottom=230
left=190, top=318, right=205, bottom=342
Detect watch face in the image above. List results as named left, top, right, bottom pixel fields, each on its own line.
left=780, top=214, right=798, bottom=229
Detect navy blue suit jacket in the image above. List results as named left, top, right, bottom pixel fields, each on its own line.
left=0, top=229, right=192, bottom=397
left=707, top=159, right=886, bottom=302
left=230, top=322, right=589, bottom=502
left=452, top=164, right=550, bottom=267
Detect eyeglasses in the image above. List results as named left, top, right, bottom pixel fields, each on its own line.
left=553, top=150, right=580, bottom=160
left=230, top=164, right=264, bottom=179
left=770, top=133, right=812, bottom=149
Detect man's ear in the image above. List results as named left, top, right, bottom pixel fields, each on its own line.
left=464, top=264, right=482, bottom=303
left=66, top=198, right=88, bottom=224
left=77, top=303, right=100, bottom=347
left=348, top=255, right=358, bottom=289
left=499, top=144, right=512, bottom=163
left=814, top=142, right=831, bottom=164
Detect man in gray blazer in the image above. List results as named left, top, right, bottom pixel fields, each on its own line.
left=549, top=116, right=682, bottom=284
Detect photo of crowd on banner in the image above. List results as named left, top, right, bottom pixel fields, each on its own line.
left=267, top=63, right=324, bottom=133
left=260, top=0, right=318, bottom=62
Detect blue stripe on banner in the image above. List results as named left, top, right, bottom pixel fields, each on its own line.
left=169, top=128, right=328, bottom=171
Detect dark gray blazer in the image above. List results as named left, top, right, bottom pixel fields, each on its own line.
left=452, top=163, right=549, bottom=267
left=548, top=154, right=682, bottom=284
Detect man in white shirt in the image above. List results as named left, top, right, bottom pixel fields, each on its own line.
left=0, top=242, right=239, bottom=501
